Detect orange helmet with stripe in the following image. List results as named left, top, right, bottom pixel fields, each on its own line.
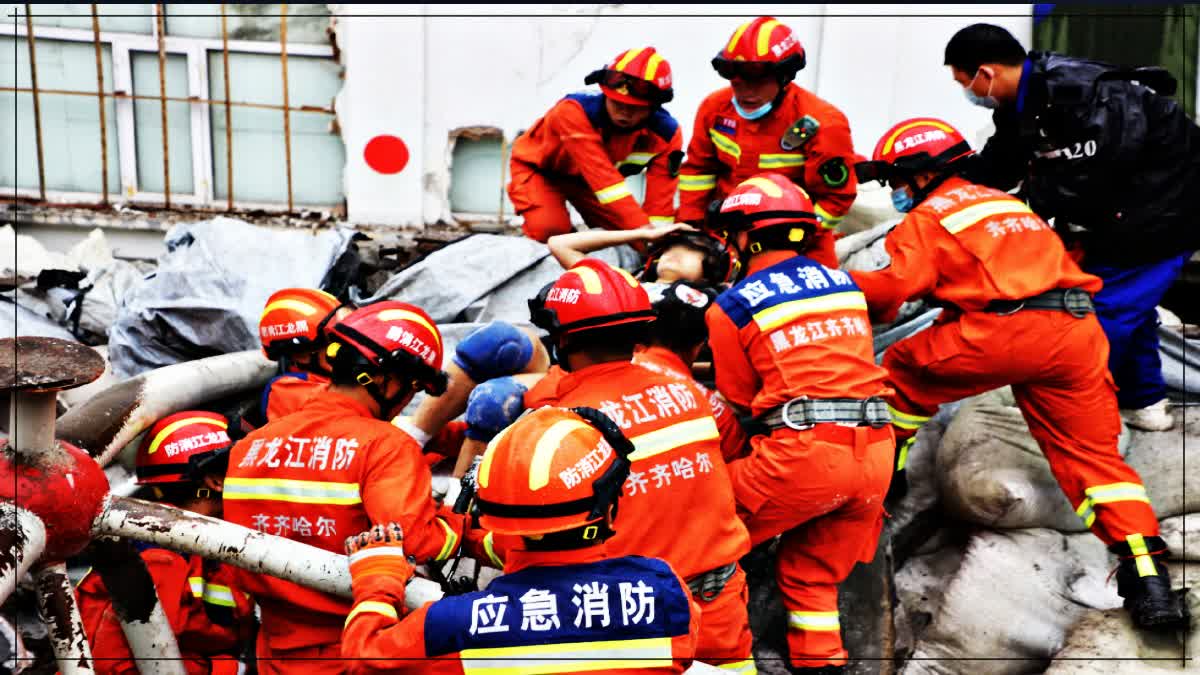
left=712, top=17, right=806, bottom=83
left=529, top=258, right=655, bottom=339
left=325, top=301, right=449, bottom=399
left=585, top=47, right=674, bottom=106
left=474, top=406, right=635, bottom=537
left=136, top=411, right=232, bottom=485
left=259, top=288, right=343, bottom=360
left=856, top=117, right=975, bottom=185
left=715, top=173, right=821, bottom=260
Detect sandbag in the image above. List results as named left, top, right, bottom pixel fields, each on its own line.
left=1159, top=513, right=1198, bottom=561
left=902, top=529, right=1121, bottom=675
left=1122, top=405, right=1200, bottom=520
left=893, top=528, right=970, bottom=662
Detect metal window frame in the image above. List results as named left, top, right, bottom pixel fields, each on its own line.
left=2, top=13, right=336, bottom=211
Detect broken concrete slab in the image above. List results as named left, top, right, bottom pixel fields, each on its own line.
left=1159, top=514, right=1197, bottom=561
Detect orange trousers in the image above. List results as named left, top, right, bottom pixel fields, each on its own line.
left=508, top=161, right=636, bottom=242
left=728, top=424, right=894, bottom=668
left=885, top=310, right=1160, bottom=546
left=693, top=565, right=756, bottom=672
left=256, top=635, right=343, bottom=675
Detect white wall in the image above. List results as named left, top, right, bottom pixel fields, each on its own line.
left=335, top=4, right=1032, bottom=227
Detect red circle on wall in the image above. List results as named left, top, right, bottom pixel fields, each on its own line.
left=364, top=135, right=409, bottom=174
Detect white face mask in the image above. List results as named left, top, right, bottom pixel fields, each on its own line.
left=963, top=68, right=1000, bottom=109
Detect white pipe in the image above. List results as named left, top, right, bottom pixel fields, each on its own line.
left=0, top=505, right=47, bottom=606
left=117, top=601, right=186, bottom=675
left=92, top=495, right=443, bottom=609
left=33, top=562, right=95, bottom=675
left=8, top=390, right=57, bottom=457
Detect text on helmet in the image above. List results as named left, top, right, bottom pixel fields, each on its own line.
left=770, top=34, right=798, bottom=59
left=722, top=192, right=763, bottom=210
left=558, top=439, right=613, bottom=489
left=546, top=287, right=582, bottom=305
left=894, top=129, right=948, bottom=153
left=385, top=326, right=437, bottom=365
left=261, top=319, right=309, bottom=339
left=164, top=430, right=231, bottom=458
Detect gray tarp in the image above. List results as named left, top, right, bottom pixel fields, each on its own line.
left=109, top=217, right=355, bottom=377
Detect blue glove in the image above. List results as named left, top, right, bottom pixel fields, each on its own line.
left=465, top=376, right=529, bottom=441
left=452, top=321, right=535, bottom=382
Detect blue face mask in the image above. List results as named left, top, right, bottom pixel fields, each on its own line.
left=732, top=96, right=773, bottom=120
left=963, top=87, right=1000, bottom=110
left=891, top=186, right=915, bottom=213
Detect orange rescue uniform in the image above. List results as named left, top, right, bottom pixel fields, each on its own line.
left=678, top=84, right=859, bottom=268
left=706, top=250, right=894, bottom=669
left=76, top=547, right=254, bottom=675
left=223, top=391, right=465, bottom=675
left=522, top=359, right=755, bottom=671
left=260, top=371, right=328, bottom=423
left=509, top=93, right=683, bottom=242
left=850, top=177, right=1160, bottom=547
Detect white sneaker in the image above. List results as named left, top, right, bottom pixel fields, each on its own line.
left=1121, top=399, right=1175, bottom=432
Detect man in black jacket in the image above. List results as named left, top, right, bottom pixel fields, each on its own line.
left=944, top=23, right=1199, bottom=433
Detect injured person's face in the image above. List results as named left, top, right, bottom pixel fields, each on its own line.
left=655, top=244, right=706, bottom=283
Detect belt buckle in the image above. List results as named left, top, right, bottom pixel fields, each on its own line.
left=780, top=397, right=814, bottom=431
left=1063, top=287, right=1090, bottom=318
left=994, top=300, right=1025, bottom=316
left=863, top=397, right=889, bottom=429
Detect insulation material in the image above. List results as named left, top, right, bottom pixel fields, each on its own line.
left=0, top=225, right=74, bottom=288
left=838, top=181, right=901, bottom=236
left=1158, top=514, right=1197, bottom=561
left=1123, top=405, right=1200, bottom=520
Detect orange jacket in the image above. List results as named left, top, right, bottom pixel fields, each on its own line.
left=261, top=372, right=328, bottom=423
left=341, top=547, right=700, bottom=674
left=223, top=391, right=464, bottom=653
left=678, top=84, right=859, bottom=266
left=521, top=360, right=751, bottom=580
left=76, top=547, right=254, bottom=675
left=706, top=251, right=890, bottom=416
left=850, top=177, right=1104, bottom=324
left=510, top=93, right=683, bottom=228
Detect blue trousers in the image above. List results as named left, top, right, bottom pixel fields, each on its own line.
left=1086, top=252, right=1191, bottom=409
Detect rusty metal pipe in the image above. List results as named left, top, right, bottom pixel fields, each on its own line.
left=155, top=4, right=170, bottom=208
left=23, top=5, right=47, bottom=202
left=280, top=5, right=294, bottom=213
left=221, top=3, right=234, bottom=210
left=91, top=4, right=109, bottom=205
left=0, top=86, right=335, bottom=115
left=0, top=505, right=46, bottom=606
left=34, top=562, right=95, bottom=675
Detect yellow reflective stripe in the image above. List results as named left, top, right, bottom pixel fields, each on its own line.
left=649, top=216, right=675, bottom=225
left=814, top=203, right=844, bottom=228
left=147, top=416, right=227, bottom=455
left=940, top=200, right=1033, bottom=234
left=478, top=423, right=518, bottom=490
left=755, top=19, right=782, bottom=57
left=203, top=583, right=237, bottom=608
left=460, top=636, right=672, bottom=675
left=740, top=176, right=783, bottom=197
left=376, top=308, right=442, bottom=350
left=727, top=20, right=752, bottom=53
left=718, top=659, right=758, bottom=673
left=628, top=416, right=720, bottom=462
left=881, top=119, right=957, bottom=155
left=888, top=406, right=930, bottom=431
left=345, top=600, right=398, bottom=626
left=595, top=182, right=633, bottom=205
left=614, top=48, right=645, bottom=73
left=896, top=436, right=916, bottom=472
left=188, top=576, right=204, bottom=598
left=1126, top=534, right=1158, bottom=578
left=679, top=174, right=717, bottom=191
left=433, top=518, right=459, bottom=562
left=708, top=130, right=742, bottom=161
left=644, top=53, right=664, bottom=81
left=222, top=477, right=362, bottom=505
left=260, top=298, right=319, bottom=320
left=1085, top=482, right=1150, bottom=505
left=1075, top=498, right=1097, bottom=528
left=788, top=610, right=840, bottom=631
left=752, top=291, right=868, bottom=332
left=617, top=152, right=656, bottom=168
left=482, top=531, right=504, bottom=568
left=758, top=153, right=806, bottom=169
left=529, top=419, right=595, bottom=490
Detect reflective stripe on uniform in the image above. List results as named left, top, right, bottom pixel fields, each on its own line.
left=617, top=152, right=656, bottom=170
left=717, top=658, right=758, bottom=673
left=433, top=517, right=460, bottom=562
left=708, top=130, right=742, bottom=161
left=595, top=182, right=633, bottom=205
left=1126, top=533, right=1158, bottom=578
left=888, top=405, right=930, bottom=431
left=788, top=610, right=840, bottom=632
left=222, top=477, right=362, bottom=505
left=203, top=583, right=237, bottom=608
left=482, top=531, right=504, bottom=569
left=895, top=436, right=917, bottom=472
left=752, top=291, right=868, bottom=332
left=1074, top=482, right=1150, bottom=528
left=188, top=576, right=204, bottom=598
left=649, top=216, right=675, bottom=225
left=679, top=174, right=717, bottom=191
left=628, top=417, right=720, bottom=462
left=758, top=153, right=806, bottom=169
left=814, top=203, right=844, bottom=229
left=940, top=200, right=1033, bottom=235
left=460, top=636, right=673, bottom=675
left=345, top=600, right=398, bottom=625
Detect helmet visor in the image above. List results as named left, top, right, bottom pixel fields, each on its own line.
left=712, top=58, right=776, bottom=82
left=599, top=70, right=660, bottom=102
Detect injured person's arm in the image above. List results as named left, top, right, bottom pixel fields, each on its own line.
left=547, top=222, right=698, bottom=270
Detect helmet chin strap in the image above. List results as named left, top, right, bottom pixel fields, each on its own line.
left=356, top=372, right=410, bottom=419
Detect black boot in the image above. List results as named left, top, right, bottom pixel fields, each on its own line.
left=1108, top=535, right=1187, bottom=631
left=789, top=666, right=845, bottom=675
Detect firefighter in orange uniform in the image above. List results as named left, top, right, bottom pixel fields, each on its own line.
left=223, top=301, right=465, bottom=674
left=509, top=47, right=684, bottom=242
left=705, top=174, right=895, bottom=673
left=256, top=288, right=349, bottom=425
left=679, top=17, right=859, bottom=269
left=850, top=117, right=1186, bottom=631
left=76, top=411, right=255, bottom=675
left=341, top=406, right=701, bottom=673
left=517, top=259, right=755, bottom=672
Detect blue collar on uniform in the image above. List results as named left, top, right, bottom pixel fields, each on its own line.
left=1016, top=57, right=1033, bottom=114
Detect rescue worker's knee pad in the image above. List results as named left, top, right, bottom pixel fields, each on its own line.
left=453, top=321, right=535, bottom=382
left=465, top=376, right=529, bottom=441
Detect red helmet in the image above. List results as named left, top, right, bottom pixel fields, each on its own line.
left=716, top=173, right=820, bottom=254
left=642, top=231, right=739, bottom=286
left=136, top=411, right=232, bottom=485
left=712, top=17, right=806, bottom=83
left=325, top=301, right=448, bottom=396
left=259, top=288, right=343, bottom=360
left=529, top=258, right=655, bottom=338
left=585, top=47, right=674, bottom=106
left=856, top=117, right=975, bottom=185
left=475, top=406, right=634, bottom=537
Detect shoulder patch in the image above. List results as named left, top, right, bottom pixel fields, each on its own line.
left=780, top=115, right=820, bottom=151
left=818, top=157, right=850, bottom=188
left=647, top=108, right=680, bottom=143
left=562, top=93, right=607, bottom=128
